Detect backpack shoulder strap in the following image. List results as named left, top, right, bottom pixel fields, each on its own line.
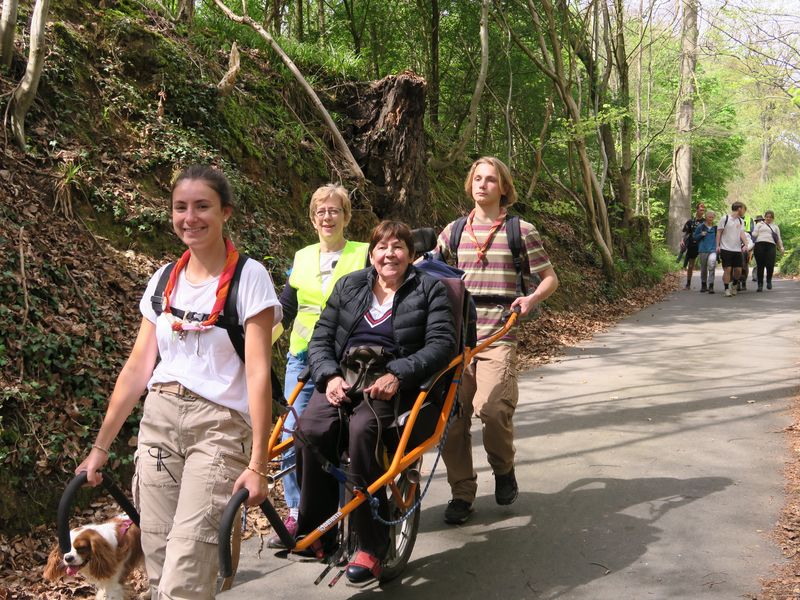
left=150, top=262, right=176, bottom=316
left=505, top=214, right=529, bottom=296
left=448, top=216, right=468, bottom=262
left=217, top=254, right=249, bottom=363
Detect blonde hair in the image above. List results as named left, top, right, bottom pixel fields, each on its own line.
left=464, top=156, right=518, bottom=208
left=308, top=184, right=352, bottom=224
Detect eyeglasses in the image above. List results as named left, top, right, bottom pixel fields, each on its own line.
left=314, top=208, right=342, bottom=218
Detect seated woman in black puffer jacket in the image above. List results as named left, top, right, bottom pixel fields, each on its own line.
left=295, top=220, right=456, bottom=585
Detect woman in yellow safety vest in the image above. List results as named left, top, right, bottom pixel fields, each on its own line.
left=268, top=184, right=368, bottom=547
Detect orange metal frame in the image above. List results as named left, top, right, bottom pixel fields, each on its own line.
left=266, top=310, right=520, bottom=552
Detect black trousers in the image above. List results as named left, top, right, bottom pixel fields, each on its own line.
left=754, top=242, right=777, bottom=286
left=296, top=389, right=408, bottom=558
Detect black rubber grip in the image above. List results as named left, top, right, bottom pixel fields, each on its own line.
left=57, top=472, right=140, bottom=554
left=218, top=489, right=297, bottom=578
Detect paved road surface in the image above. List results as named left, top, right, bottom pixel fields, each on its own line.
left=219, top=275, right=800, bottom=599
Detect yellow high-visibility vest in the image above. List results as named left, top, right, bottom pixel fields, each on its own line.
left=288, top=241, right=369, bottom=355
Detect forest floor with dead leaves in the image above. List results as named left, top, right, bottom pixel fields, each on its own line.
left=3, top=272, right=800, bottom=600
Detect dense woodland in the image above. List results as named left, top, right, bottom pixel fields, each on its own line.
left=0, top=0, right=799, bottom=540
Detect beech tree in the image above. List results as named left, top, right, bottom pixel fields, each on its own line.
left=9, top=0, right=50, bottom=150
left=667, top=0, right=698, bottom=252
left=0, top=0, right=18, bottom=70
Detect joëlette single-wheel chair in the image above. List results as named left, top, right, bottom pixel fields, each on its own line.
left=218, top=276, right=521, bottom=589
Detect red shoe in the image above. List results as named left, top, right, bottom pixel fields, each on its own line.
left=345, top=550, right=382, bottom=584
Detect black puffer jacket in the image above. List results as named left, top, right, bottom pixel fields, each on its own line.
left=308, top=265, right=455, bottom=393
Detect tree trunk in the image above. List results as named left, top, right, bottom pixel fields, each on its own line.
left=317, top=0, right=325, bottom=42
left=332, top=73, right=428, bottom=225
left=667, top=0, right=697, bottom=252
left=429, top=0, right=488, bottom=170
left=0, top=0, right=18, bottom=70
left=293, top=0, right=303, bottom=41
left=635, top=0, right=645, bottom=214
left=217, top=42, right=240, bottom=96
left=343, top=0, right=363, bottom=56
left=429, top=0, right=440, bottom=126
left=176, top=0, right=194, bottom=24
left=270, top=0, right=282, bottom=36
left=759, top=101, right=774, bottom=184
left=212, top=0, right=365, bottom=182
left=612, top=0, right=634, bottom=227
left=10, top=0, right=50, bottom=151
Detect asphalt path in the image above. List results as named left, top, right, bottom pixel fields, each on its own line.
left=219, top=274, right=800, bottom=600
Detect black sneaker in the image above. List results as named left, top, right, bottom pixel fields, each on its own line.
left=494, top=468, right=519, bottom=505
left=444, top=499, right=473, bottom=524
left=700, top=284, right=707, bottom=293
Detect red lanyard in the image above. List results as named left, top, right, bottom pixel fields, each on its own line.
left=464, top=209, right=506, bottom=263
left=163, top=238, right=239, bottom=331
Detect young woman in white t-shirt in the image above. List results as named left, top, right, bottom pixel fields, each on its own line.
left=75, top=165, right=281, bottom=598
left=752, top=210, right=785, bottom=291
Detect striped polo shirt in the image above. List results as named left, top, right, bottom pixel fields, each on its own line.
left=437, top=216, right=552, bottom=345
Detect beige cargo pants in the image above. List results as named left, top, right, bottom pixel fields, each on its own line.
left=133, top=383, right=250, bottom=599
left=441, top=344, right=519, bottom=503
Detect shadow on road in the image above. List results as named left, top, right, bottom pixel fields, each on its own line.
left=360, top=476, right=732, bottom=599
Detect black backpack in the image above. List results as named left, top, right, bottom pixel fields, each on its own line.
left=151, top=255, right=249, bottom=360
left=447, top=214, right=539, bottom=301
left=150, top=256, right=286, bottom=405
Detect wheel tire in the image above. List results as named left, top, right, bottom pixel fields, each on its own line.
left=380, top=471, right=421, bottom=582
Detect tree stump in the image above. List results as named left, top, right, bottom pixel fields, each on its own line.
left=336, top=71, right=428, bottom=225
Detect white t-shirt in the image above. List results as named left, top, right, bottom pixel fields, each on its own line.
left=319, top=249, right=344, bottom=295
left=752, top=222, right=780, bottom=245
left=718, top=214, right=745, bottom=251
left=139, top=259, right=282, bottom=416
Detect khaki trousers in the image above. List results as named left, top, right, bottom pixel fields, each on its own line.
left=133, top=384, right=250, bottom=599
left=442, top=344, right=518, bottom=502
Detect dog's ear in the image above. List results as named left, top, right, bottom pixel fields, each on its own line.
left=85, top=530, right=117, bottom=581
left=43, top=545, right=66, bottom=581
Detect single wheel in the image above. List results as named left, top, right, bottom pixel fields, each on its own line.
left=380, top=467, right=421, bottom=582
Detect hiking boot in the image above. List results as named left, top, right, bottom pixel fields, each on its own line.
left=767, top=281, right=773, bottom=290
left=724, top=288, right=732, bottom=297
left=444, top=499, right=474, bottom=524
left=494, top=468, right=519, bottom=505
left=267, top=515, right=297, bottom=549
left=708, top=285, right=714, bottom=294
left=700, top=283, right=707, bottom=293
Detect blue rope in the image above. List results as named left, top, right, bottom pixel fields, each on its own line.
left=369, top=393, right=460, bottom=526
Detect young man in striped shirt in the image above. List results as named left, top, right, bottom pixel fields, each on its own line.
left=437, top=156, right=559, bottom=524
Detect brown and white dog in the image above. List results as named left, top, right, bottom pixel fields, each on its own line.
left=44, top=514, right=143, bottom=600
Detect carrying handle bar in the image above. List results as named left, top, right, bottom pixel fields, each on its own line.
left=218, top=489, right=296, bottom=578
left=58, top=471, right=140, bottom=554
